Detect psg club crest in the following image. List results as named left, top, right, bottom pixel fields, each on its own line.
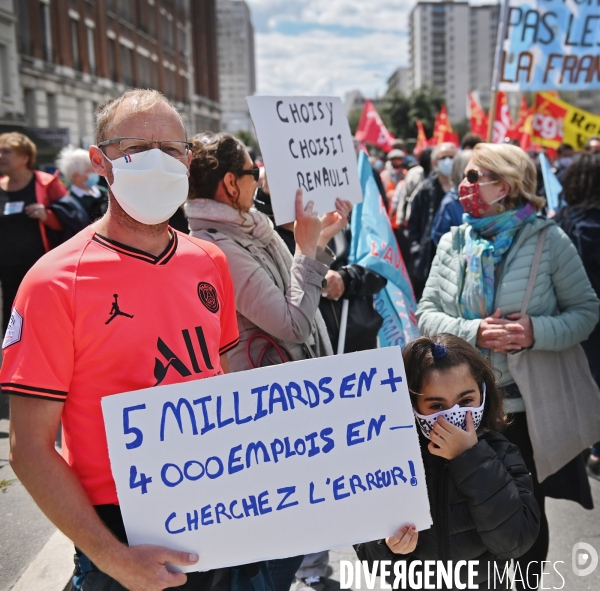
left=197, top=282, right=219, bottom=313
left=2, top=308, right=23, bottom=349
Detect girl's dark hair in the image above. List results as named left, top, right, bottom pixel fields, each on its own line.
left=188, top=132, right=248, bottom=201
left=562, top=153, right=600, bottom=210
left=402, top=333, right=508, bottom=433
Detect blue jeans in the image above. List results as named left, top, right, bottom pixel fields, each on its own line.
left=70, top=552, right=215, bottom=591
left=267, top=556, right=305, bottom=591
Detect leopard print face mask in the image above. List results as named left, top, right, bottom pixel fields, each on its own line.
left=413, top=383, right=486, bottom=440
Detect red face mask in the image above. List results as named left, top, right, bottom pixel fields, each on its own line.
left=458, top=181, right=503, bottom=218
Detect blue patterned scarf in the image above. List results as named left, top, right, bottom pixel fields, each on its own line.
left=460, top=203, right=537, bottom=320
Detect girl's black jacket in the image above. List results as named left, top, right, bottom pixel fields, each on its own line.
left=354, top=431, right=540, bottom=590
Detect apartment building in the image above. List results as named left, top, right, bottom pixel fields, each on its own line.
left=14, top=0, right=220, bottom=152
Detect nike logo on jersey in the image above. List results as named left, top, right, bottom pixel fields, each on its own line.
left=154, top=326, right=214, bottom=386
left=106, top=294, right=134, bottom=325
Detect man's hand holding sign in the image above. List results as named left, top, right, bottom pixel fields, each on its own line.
left=102, top=347, right=432, bottom=572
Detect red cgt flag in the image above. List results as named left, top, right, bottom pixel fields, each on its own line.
left=428, top=105, right=458, bottom=146
left=507, top=95, right=534, bottom=150
left=354, top=100, right=395, bottom=152
left=468, top=92, right=489, bottom=138
left=492, top=92, right=513, bottom=144
left=414, top=120, right=428, bottom=155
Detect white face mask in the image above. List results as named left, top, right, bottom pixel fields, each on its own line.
left=105, top=148, right=189, bottom=225
left=413, top=383, right=486, bottom=440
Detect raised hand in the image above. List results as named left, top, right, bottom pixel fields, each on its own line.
left=294, top=189, right=322, bottom=260
left=318, top=198, right=352, bottom=250
left=427, top=412, right=478, bottom=461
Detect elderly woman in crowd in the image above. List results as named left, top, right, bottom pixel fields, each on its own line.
left=0, top=132, right=66, bottom=331
left=417, top=142, right=599, bottom=591
left=56, top=145, right=108, bottom=222
left=184, top=132, right=351, bottom=591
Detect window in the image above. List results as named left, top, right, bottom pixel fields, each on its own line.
left=77, top=99, right=87, bottom=146
left=149, top=4, right=156, bottom=36
left=161, top=13, right=174, bottom=49
left=138, top=54, right=150, bottom=87
left=150, top=59, right=159, bottom=88
left=40, top=1, right=53, bottom=61
left=24, top=89, right=37, bottom=126
left=118, top=0, right=134, bottom=22
left=86, top=26, right=96, bottom=74
left=71, top=19, right=80, bottom=69
left=164, top=67, right=175, bottom=98
left=120, top=44, right=134, bottom=85
left=108, top=38, right=117, bottom=80
left=177, top=26, right=186, bottom=60
left=0, top=45, right=10, bottom=97
left=47, top=93, right=58, bottom=127
left=16, top=1, right=32, bottom=55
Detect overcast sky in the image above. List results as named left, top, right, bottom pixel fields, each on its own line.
left=246, top=0, right=498, bottom=100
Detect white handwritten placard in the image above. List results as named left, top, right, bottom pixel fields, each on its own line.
left=102, top=347, right=431, bottom=572
left=247, top=96, right=363, bottom=225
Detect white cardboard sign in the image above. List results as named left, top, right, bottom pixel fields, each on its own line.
left=247, top=96, right=363, bottom=225
left=102, top=347, right=431, bottom=572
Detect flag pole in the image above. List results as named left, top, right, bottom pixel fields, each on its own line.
left=489, top=0, right=510, bottom=142
left=337, top=299, right=350, bottom=355
left=487, top=92, right=497, bottom=142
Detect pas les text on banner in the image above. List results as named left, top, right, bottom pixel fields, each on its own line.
left=495, top=0, right=600, bottom=91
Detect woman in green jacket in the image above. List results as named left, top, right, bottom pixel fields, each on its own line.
left=417, top=142, right=599, bottom=591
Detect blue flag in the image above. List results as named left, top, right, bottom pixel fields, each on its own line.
left=350, top=151, right=419, bottom=348
left=538, top=152, right=563, bottom=212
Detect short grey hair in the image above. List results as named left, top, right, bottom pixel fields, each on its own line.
left=432, top=142, right=457, bottom=161
left=56, top=145, right=93, bottom=182
left=95, top=89, right=186, bottom=144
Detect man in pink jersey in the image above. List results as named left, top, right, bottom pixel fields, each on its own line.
left=2, top=90, right=243, bottom=591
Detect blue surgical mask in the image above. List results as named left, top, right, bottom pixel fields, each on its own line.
left=437, top=157, right=454, bottom=178
left=84, top=172, right=100, bottom=188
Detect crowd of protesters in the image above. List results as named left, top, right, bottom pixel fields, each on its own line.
left=1, top=89, right=599, bottom=591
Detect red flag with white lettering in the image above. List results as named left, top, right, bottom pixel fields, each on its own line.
left=414, top=120, right=428, bottom=156
left=354, top=100, right=395, bottom=152
left=468, top=93, right=489, bottom=137
left=492, top=92, right=513, bottom=144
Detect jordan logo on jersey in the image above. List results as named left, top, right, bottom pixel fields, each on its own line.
left=106, top=294, right=134, bottom=325
left=154, top=326, right=214, bottom=386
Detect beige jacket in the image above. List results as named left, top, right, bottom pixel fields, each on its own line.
left=186, top=199, right=333, bottom=372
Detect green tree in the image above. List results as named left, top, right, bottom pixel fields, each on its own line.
left=347, top=108, right=363, bottom=135
left=234, top=130, right=258, bottom=151
left=381, top=85, right=444, bottom=143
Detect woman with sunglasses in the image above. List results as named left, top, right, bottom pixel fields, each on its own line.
left=185, top=132, right=351, bottom=591
left=417, top=142, right=599, bottom=591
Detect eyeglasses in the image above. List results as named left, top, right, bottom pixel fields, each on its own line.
left=238, top=167, right=260, bottom=182
left=98, top=137, right=193, bottom=159
left=464, top=169, right=494, bottom=184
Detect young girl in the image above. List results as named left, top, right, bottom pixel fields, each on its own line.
left=355, top=334, right=540, bottom=590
